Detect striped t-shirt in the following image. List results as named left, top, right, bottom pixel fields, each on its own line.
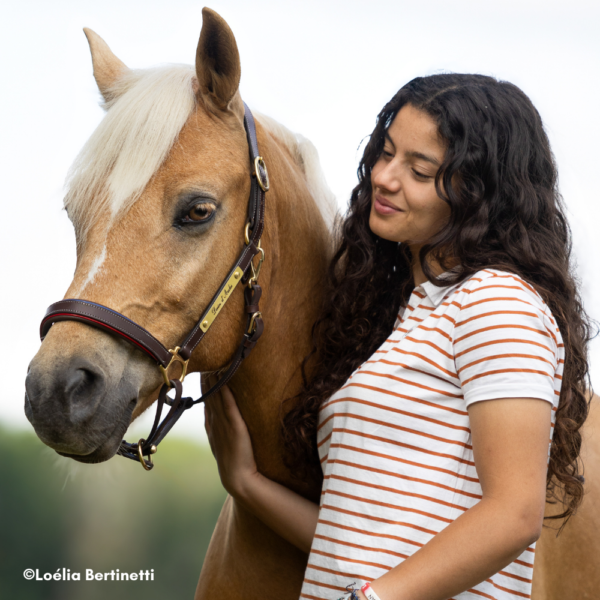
left=300, top=269, right=563, bottom=600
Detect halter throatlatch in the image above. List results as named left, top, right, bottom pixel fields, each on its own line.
left=40, top=103, right=268, bottom=471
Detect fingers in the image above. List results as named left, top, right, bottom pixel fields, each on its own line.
left=204, top=402, right=216, bottom=457
left=205, top=385, right=250, bottom=435
left=204, top=403, right=211, bottom=436
left=221, top=385, right=234, bottom=403
left=200, top=385, right=258, bottom=496
left=208, top=386, right=238, bottom=420
left=209, top=388, right=229, bottom=421
left=224, top=386, right=252, bottom=435
left=221, top=385, right=238, bottom=418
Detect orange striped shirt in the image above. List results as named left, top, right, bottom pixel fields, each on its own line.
left=300, top=270, right=563, bottom=600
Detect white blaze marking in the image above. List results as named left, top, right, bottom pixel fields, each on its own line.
left=80, top=244, right=107, bottom=293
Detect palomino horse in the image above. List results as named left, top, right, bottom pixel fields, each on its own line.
left=24, top=8, right=599, bottom=600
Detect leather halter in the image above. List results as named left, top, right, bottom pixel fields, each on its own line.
left=40, top=103, right=269, bottom=470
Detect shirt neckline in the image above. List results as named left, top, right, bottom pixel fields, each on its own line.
left=418, top=272, right=463, bottom=307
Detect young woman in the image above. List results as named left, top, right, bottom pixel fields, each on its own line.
left=204, top=74, right=592, bottom=600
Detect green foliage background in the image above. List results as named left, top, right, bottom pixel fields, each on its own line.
left=0, top=426, right=226, bottom=600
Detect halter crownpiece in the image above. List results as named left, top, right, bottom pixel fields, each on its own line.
left=40, top=103, right=268, bottom=470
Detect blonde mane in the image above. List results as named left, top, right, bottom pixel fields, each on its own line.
left=255, top=112, right=338, bottom=229
left=65, top=65, right=196, bottom=235
left=65, top=65, right=336, bottom=235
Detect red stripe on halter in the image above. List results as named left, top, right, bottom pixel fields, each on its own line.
left=41, top=313, right=159, bottom=363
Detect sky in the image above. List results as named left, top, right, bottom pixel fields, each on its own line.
left=1, top=0, right=599, bottom=443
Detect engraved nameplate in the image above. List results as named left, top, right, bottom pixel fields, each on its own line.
left=199, top=267, right=244, bottom=333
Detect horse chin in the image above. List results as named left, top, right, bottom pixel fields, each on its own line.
left=55, top=398, right=137, bottom=464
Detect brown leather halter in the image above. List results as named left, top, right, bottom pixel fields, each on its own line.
left=40, top=103, right=269, bottom=470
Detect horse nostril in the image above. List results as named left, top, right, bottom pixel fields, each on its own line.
left=25, top=351, right=132, bottom=455
left=65, top=368, right=100, bottom=401
left=63, top=362, right=107, bottom=423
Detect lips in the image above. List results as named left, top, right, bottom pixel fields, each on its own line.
left=374, top=194, right=403, bottom=215
left=55, top=397, right=137, bottom=463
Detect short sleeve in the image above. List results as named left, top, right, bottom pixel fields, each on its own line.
left=453, top=274, right=561, bottom=408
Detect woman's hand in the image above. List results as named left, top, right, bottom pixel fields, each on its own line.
left=204, top=385, right=319, bottom=554
left=204, top=385, right=259, bottom=499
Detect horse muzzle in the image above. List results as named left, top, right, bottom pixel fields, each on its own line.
left=24, top=338, right=140, bottom=460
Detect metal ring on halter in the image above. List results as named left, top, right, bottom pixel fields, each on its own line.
left=253, top=156, right=269, bottom=192
left=244, top=222, right=264, bottom=247
left=158, top=347, right=189, bottom=388
left=137, top=438, right=157, bottom=471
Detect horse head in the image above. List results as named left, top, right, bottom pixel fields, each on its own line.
left=25, top=8, right=335, bottom=474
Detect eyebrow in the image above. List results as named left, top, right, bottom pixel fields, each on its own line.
left=406, top=150, right=441, bottom=167
left=384, top=132, right=441, bottom=167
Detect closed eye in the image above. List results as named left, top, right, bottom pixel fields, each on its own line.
left=412, top=169, right=432, bottom=180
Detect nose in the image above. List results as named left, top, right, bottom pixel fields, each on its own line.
left=63, top=362, right=107, bottom=421
left=372, top=158, right=402, bottom=194
left=25, top=357, right=108, bottom=450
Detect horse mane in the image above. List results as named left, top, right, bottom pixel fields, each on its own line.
left=65, top=65, right=337, bottom=237
left=255, top=112, right=338, bottom=229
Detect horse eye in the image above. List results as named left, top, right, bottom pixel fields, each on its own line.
left=186, top=202, right=216, bottom=222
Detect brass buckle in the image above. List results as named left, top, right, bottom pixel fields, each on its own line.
left=248, top=245, right=265, bottom=287
left=253, top=156, right=270, bottom=192
left=248, top=311, right=262, bottom=334
left=137, top=438, right=157, bottom=471
left=158, top=346, right=189, bottom=388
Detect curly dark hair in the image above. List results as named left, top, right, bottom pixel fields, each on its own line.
left=282, top=73, right=594, bottom=521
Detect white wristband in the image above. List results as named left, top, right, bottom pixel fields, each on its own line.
left=361, top=583, right=383, bottom=600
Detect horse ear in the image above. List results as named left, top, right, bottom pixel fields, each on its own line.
left=195, top=8, right=241, bottom=111
left=83, top=28, right=129, bottom=101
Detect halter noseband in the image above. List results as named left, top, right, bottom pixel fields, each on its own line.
left=40, top=103, right=269, bottom=470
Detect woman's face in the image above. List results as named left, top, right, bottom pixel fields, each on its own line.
left=369, top=104, right=450, bottom=246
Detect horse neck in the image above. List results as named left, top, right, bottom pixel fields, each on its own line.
left=228, top=124, right=331, bottom=497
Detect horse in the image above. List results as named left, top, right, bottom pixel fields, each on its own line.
left=24, top=8, right=599, bottom=600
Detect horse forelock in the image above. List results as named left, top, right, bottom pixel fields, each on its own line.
left=64, top=65, right=196, bottom=238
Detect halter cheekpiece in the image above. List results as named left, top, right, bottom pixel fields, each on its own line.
left=40, top=103, right=269, bottom=470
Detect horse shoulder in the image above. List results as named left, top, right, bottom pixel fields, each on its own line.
left=532, top=393, right=600, bottom=600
